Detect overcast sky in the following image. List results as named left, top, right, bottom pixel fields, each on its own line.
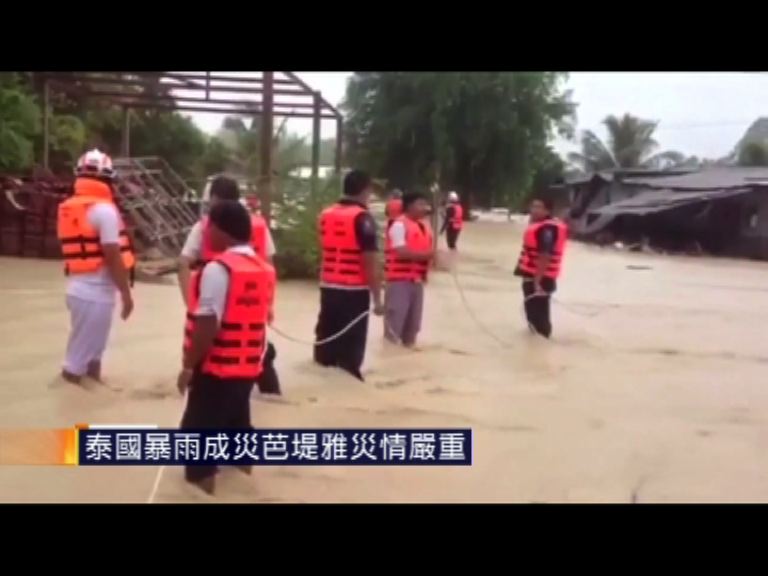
left=189, top=72, right=768, bottom=160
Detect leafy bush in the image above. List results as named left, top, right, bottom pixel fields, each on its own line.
left=272, top=175, right=341, bottom=279
left=738, top=141, right=768, bottom=167
left=0, top=74, right=40, bottom=172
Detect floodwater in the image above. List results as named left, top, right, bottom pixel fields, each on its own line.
left=1, top=215, right=768, bottom=503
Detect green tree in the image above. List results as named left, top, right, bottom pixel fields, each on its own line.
left=129, top=111, right=207, bottom=179
left=41, top=73, right=209, bottom=177
left=216, top=115, right=309, bottom=180
left=343, top=72, right=575, bottom=210
left=200, top=137, right=231, bottom=176
left=0, top=73, right=41, bottom=172
left=738, top=141, right=768, bottom=167
left=568, top=113, right=685, bottom=172
left=531, top=145, right=565, bottom=193
left=48, top=114, right=87, bottom=171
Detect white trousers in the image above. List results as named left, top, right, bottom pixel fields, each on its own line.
left=63, top=295, right=115, bottom=376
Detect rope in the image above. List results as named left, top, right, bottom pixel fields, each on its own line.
left=451, top=264, right=602, bottom=346
left=521, top=278, right=601, bottom=318
left=449, top=266, right=512, bottom=347
left=269, top=310, right=373, bottom=347
left=269, top=260, right=598, bottom=350
left=270, top=309, right=407, bottom=347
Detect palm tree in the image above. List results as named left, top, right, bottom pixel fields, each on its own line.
left=216, top=115, right=308, bottom=179
left=568, top=113, right=685, bottom=173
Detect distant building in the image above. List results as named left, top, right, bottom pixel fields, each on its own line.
left=289, top=165, right=336, bottom=180
left=565, top=168, right=696, bottom=235
left=568, top=167, right=768, bottom=259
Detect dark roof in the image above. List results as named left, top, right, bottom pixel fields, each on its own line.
left=581, top=186, right=754, bottom=235
left=546, top=184, right=568, bottom=195
left=566, top=167, right=695, bottom=186
left=566, top=172, right=611, bottom=186
left=589, top=187, right=753, bottom=217
left=624, top=167, right=768, bottom=190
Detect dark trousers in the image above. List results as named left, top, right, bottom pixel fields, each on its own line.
left=179, top=371, right=254, bottom=482
left=522, top=277, right=556, bottom=338
left=314, top=287, right=370, bottom=381
left=446, top=227, right=460, bottom=250
left=256, top=341, right=280, bottom=394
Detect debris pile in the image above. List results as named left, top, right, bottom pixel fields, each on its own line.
left=0, top=173, right=71, bottom=259
left=0, top=158, right=198, bottom=279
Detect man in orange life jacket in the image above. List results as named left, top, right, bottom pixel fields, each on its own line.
left=178, top=176, right=281, bottom=395
left=384, top=192, right=434, bottom=347
left=440, top=191, right=463, bottom=250
left=177, top=200, right=276, bottom=495
left=57, top=149, right=135, bottom=385
left=385, top=188, right=403, bottom=228
left=514, top=196, right=568, bottom=339
left=315, top=170, right=384, bottom=380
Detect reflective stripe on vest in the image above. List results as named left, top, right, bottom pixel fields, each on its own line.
left=386, top=198, right=403, bottom=220
left=57, top=178, right=135, bottom=276
left=450, top=203, right=464, bottom=230
left=517, top=219, right=568, bottom=279
left=184, top=251, right=275, bottom=379
left=318, top=203, right=367, bottom=286
left=200, top=214, right=268, bottom=265
left=385, top=216, right=433, bottom=282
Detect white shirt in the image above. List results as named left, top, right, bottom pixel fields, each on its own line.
left=65, top=203, right=121, bottom=304
left=196, top=245, right=257, bottom=323
left=388, top=220, right=407, bottom=248
left=181, top=220, right=276, bottom=261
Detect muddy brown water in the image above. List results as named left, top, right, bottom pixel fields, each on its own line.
left=1, top=217, right=768, bottom=503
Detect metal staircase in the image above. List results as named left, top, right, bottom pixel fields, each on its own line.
left=112, top=156, right=198, bottom=258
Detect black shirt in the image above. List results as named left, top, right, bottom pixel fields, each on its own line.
left=338, top=198, right=379, bottom=253
left=537, top=223, right=559, bottom=255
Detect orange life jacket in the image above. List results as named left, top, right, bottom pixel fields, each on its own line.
left=385, top=215, right=433, bottom=282
left=386, top=198, right=403, bottom=220
left=449, top=203, right=464, bottom=230
left=200, top=214, right=267, bottom=264
left=318, top=202, right=367, bottom=287
left=517, top=219, right=568, bottom=279
left=57, top=178, right=135, bottom=276
left=184, top=250, right=275, bottom=380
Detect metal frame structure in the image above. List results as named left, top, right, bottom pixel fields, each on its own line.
left=38, top=72, right=345, bottom=223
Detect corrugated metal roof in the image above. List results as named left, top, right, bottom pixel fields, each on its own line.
left=566, top=167, right=695, bottom=186
left=624, top=167, right=768, bottom=190
left=565, top=173, right=608, bottom=185
left=580, top=186, right=754, bottom=235
left=589, top=187, right=753, bottom=217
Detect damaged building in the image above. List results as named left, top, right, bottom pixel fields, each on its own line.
left=566, top=167, right=768, bottom=259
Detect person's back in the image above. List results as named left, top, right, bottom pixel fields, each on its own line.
left=59, top=177, right=132, bottom=303
left=314, top=170, right=383, bottom=380
left=57, top=149, right=135, bottom=384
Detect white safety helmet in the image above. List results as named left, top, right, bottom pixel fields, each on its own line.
left=75, top=149, right=116, bottom=180
left=448, top=191, right=459, bottom=203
